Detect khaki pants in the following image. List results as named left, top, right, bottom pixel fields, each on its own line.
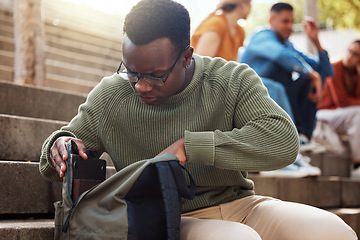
left=181, top=195, right=357, bottom=240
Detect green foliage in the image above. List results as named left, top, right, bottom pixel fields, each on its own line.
left=318, top=0, right=360, bottom=31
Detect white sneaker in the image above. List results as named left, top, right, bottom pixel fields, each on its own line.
left=299, top=141, right=327, bottom=154
left=260, top=154, right=321, bottom=178
left=351, top=166, right=360, bottom=179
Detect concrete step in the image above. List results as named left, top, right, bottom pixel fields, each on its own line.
left=45, top=58, right=113, bottom=83
left=0, top=35, right=14, bottom=52
left=0, top=5, right=13, bottom=15
left=0, top=160, right=115, bottom=215
left=301, top=147, right=352, bottom=178
left=44, top=21, right=121, bottom=52
left=0, top=161, right=62, bottom=215
left=0, top=114, right=68, bottom=161
left=0, top=80, right=86, bottom=121
left=0, top=219, right=54, bottom=240
left=45, top=73, right=98, bottom=95
left=249, top=174, right=360, bottom=208
left=44, top=33, right=121, bottom=62
left=328, top=208, right=360, bottom=238
left=0, top=24, right=13, bottom=38
left=0, top=12, right=13, bottom=29
left=0, top=49, right=13, bottom=66
left=0, top=65, right=12, bottom=81
left=44, top=45, right=118, bottom=72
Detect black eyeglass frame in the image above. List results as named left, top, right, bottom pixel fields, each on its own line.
left=117, top=45, right=190, bottom=86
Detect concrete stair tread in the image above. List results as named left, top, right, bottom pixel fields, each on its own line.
left=45, top=58, right=114, bottom=82
left=45, top=46, right=118, bottom=71
left=328, top=208, right=360, bottom=237
left=0, top=35, right=14, bottom=51
left=0, top=65, right=13, bottom=81
left=0, top=49, right=14, bottom=66
left=0, top=6, right=13, bottom=15
left=0, top=114, right=68, bottom=161
left=0, top=79, right=86, bottom=120
left=0, top=219, right=54, bottom=240
left=0, top=24, right=13, bottom=37
left=0, top=64, right=12, bottom=71
left=45, top=73, right=98, bottom=94
left=45, top=34, right=120, bottom=61
left=0, top=35, right=14, bottom=44
left=0, top=219, right=54, bottom=228
left=0, top=160, right=115, bottom=215
left=248, top=174, right=360, bottom=208
left=44, top=21, right=121, bottom=49
left=0, top=13, right=13, bottom=27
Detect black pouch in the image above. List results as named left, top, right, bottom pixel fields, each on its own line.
left=65, top=140, right=106, bottom=202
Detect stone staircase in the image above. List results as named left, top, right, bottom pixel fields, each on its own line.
left=1, top=1, right=360, bottom=239
left=0, top=80, right=117, bottom=239
left=0, top=0, right=122, bottom=94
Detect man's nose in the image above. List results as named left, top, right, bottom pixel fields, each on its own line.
left=134, top=78, right=154, bottom=93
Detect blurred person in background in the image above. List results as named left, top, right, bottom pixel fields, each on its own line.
left=317, top=40, right=360, bottom=178
left=241, top=2, right=333, bottom=140
left=241, top=2, right=333, bottom=177
left=191, top=0, right=251, bottom=61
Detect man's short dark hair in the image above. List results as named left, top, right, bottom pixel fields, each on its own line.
left=270, top=2, right=293, bottom=13
left=123, top=0, right=190, bottom=55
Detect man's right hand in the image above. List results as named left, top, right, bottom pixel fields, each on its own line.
left=307, top=70, right=322, bottom=104
left=50, top=137, right=88, bottom=178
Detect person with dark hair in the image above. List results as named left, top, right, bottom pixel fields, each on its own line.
left=191, top=0, right=251, bottom=61
left=317, top=40, right=360, bottom=178
left=241, top=2, right=333, bottom=139
left=39, top=0, right=356, bottom=239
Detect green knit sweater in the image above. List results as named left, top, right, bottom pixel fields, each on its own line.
left=40, top=54, right=299, bottom=213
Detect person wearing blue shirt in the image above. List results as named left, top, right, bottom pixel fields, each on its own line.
left=241, top=2, right=333, bottom=139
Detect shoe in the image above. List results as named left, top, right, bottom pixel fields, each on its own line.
left=299, top=141, right=326, bottom=154
left=260, top=154, right=321, bottom=178
left=351, top=166, right=360, bottom=179
left=299, top=133, right=310, bottom=145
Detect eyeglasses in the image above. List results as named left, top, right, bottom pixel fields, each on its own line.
left=117, top=45, right=190, bottom=86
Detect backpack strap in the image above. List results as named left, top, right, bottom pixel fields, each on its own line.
left=167, top=161, right=196, bottom=200
left=155, top=161, right=196, bottom=240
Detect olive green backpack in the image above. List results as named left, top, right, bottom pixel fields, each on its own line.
left=54, top=152, right=195, bottom=240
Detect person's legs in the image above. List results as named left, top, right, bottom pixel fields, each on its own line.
left=220, top=195, right=357, bottom=240
left=180, top=217, right=261, bottom=240
left=285, top=77, right=316, bottom=138
left=182, top=195, right=357, bottom=240
left=317, top=106, right=360, bottom=163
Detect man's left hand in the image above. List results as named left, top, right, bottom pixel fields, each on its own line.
left=156, top=138, right=187, bottom=166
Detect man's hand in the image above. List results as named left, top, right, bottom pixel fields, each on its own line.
left=156, top=138, right=187, bottom=166
left=303, top=17, right=323, bottom=52
left=307, top=70, right=322, bottom=104
left=50, top=137, right=88, bottom=178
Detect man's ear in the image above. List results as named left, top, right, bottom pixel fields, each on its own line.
left=183, top=47, right=194, bottom=67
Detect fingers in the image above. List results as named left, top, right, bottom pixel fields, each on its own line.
left=50, top=137, right=70, bottom=178
left=71, top=139, right=88, bottom=160
left=49, top=137, right=87, bottom=178
left=156, top=138, right=187, bottom=165
left=308, top=84, right=322, bottom=104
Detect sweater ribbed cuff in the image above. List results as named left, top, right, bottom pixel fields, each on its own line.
left=184, top=130, right=215, bottom=166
